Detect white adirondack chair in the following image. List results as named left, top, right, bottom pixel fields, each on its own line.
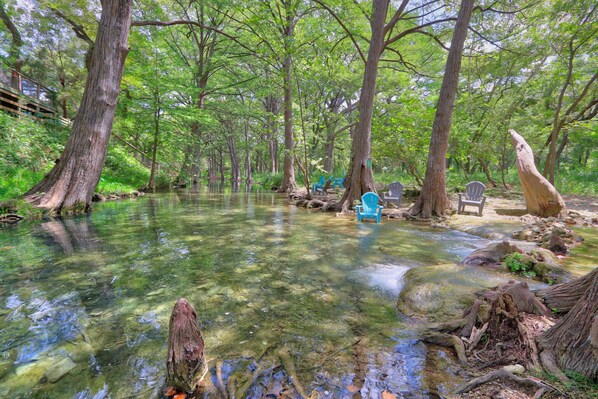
left=458, top=181, right=487, bottom=216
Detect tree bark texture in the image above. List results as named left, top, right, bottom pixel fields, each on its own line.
left=227, top=134, right=240, bottom=181
left=410, top=0, right=474, bottom=218
left=263, top=95, right=280, bottom=174
left=278, top=52, right=297, bottom=192
left=244, top=119, right=252, bottom=183
left=24, top=0, right=132, bottom=213
left=536, top=267, right=598, bottom=313
left=509, top=129, right=567, bottom=218
left=538, top=268, right=598, bottom=381
left=167, top=298, right=207, bottom=393
left=336, top=0, right=388, bottom=212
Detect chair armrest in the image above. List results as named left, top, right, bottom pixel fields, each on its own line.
left=355, top=205, right=364, bottom=213
left=377, top=205, right=384, bottom=213
left=458, top=193, right=463, bottom=202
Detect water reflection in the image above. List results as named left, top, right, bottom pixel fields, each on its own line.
left=37, top=217, right=100, bottom=254
left=0, top=190, right=523, bottom=398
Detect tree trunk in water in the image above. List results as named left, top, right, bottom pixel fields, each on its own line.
left=24, top=0, right=131, bottom=213
left=538, top=268, right=598, bottom=381
left=263, top=95, right=280, bottom=174
left=189, top=123, right=202, bottom=185
left=509, top=129, right=567, bottom=218
left=148, top=109, right=160, bottom=192
left=227, top=135, right=240, bottom=181
left=244, top=119, right=252, bottom=183
left=410, top=0, right=474, bottom=218
left=166, top=298, right=207, bottom=393
left=278, top=52, right=297, bottom=192
left=218, top=146, right=225, bottom=181
left=335, top=0, right=388, bottom=212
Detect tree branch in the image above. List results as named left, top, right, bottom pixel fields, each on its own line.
left=48, top=7, right=94, bottom=46
left=385, top=17, right=456, bottom=48
left=310, top=0, right=366, bottom=63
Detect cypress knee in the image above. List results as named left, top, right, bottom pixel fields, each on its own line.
left=166, top=298, right=207, bottom=393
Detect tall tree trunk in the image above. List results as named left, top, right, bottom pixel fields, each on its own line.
left=538, top=268, right=598, bottom=381
left=227, top=134, right=240, bottom=181
left=189, top=124, right=202, bottom=185
left=410, top=0, right=474, bottom=218
left=278, top=51, right=297, bottom=192
left=25, top=0, right=132, bottom=213
left=148, top=106, right=160, bottom=192
left=323, top=120, right=335, bottom=174
left=335, top=0, right=389, bottom=212
left=244, top=119, right=252, bottom=183
left=509, top=129, right=567, bottom=218
left=218, top=146, right=225, bottom=181
left=263, top=95, right=280, bottom=174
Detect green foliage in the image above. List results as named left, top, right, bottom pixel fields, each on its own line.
left=253, top=172, right=282, bottom=189
left=98, top=145, right=150, bottom=194
left=540, top=370, right=598, bottom=399
left=0, top=112, right=150, bottom=200
left=503, top=253, right=536, bottom=278
left=0, top=113, right=68, bottom=200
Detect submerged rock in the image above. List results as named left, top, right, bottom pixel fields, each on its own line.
left=397, top=264, right=509, bottom=321
left=43, top=357, right=76, bottom=383
left=462, top=241, right=518, bottom=266
left=529, top=248, right=573, bottom=284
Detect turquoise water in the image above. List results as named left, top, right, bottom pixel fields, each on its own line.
left=0, top=186, right=516, bottom=398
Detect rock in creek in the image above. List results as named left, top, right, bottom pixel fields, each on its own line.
left=462, top=241, right=518, bottom=266
left=42, top=357, right=76, bottom=383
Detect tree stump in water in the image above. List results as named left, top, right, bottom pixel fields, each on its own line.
left=167, top=298, right=207, bottom=394
left=509, top=129, right=567, bottom=218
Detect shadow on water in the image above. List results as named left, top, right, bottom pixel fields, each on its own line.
left=0, top=185, right=522, bottom=398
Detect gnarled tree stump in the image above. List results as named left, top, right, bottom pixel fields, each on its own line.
left=166, top=298, right=207, bottom=393
left=538, top=268, right=598, bottom=381
left=509, top=129, right=567, bottom=218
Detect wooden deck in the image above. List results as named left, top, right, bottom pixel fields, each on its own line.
left=0, top=67, right=70, bottom=126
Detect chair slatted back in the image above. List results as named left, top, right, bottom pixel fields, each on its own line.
left=465, top=181, right=486, bottom=201
left=387, top=182, right=404, bottom=198
left=361, top=192, right=380, bottom=213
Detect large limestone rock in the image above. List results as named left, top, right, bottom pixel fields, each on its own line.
left=397, top=264, right=510, bottom=321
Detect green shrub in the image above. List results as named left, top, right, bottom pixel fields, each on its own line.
left=253, top=172, right=282, bottom=189
left=503, top=253, right=536, bottom=278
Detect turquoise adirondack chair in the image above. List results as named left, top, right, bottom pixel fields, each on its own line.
left=331, top=174, right=345, bottom=189
left=311, top=176, right=326, bottom=192
left=356, top=192, right=384, bottom=223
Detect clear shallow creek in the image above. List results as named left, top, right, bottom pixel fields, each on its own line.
left=0, top=186, right=593, bottom=398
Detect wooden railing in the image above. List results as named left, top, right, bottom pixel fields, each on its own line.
left=0, top=66, right=70, bottom=126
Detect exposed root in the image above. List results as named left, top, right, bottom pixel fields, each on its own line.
left=456, top=368, right=551, bottom=395
left=278, top=348, right=308, bottom=398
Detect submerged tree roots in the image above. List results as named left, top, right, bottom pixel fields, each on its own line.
left=422, top=271, right=598, bottom=397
